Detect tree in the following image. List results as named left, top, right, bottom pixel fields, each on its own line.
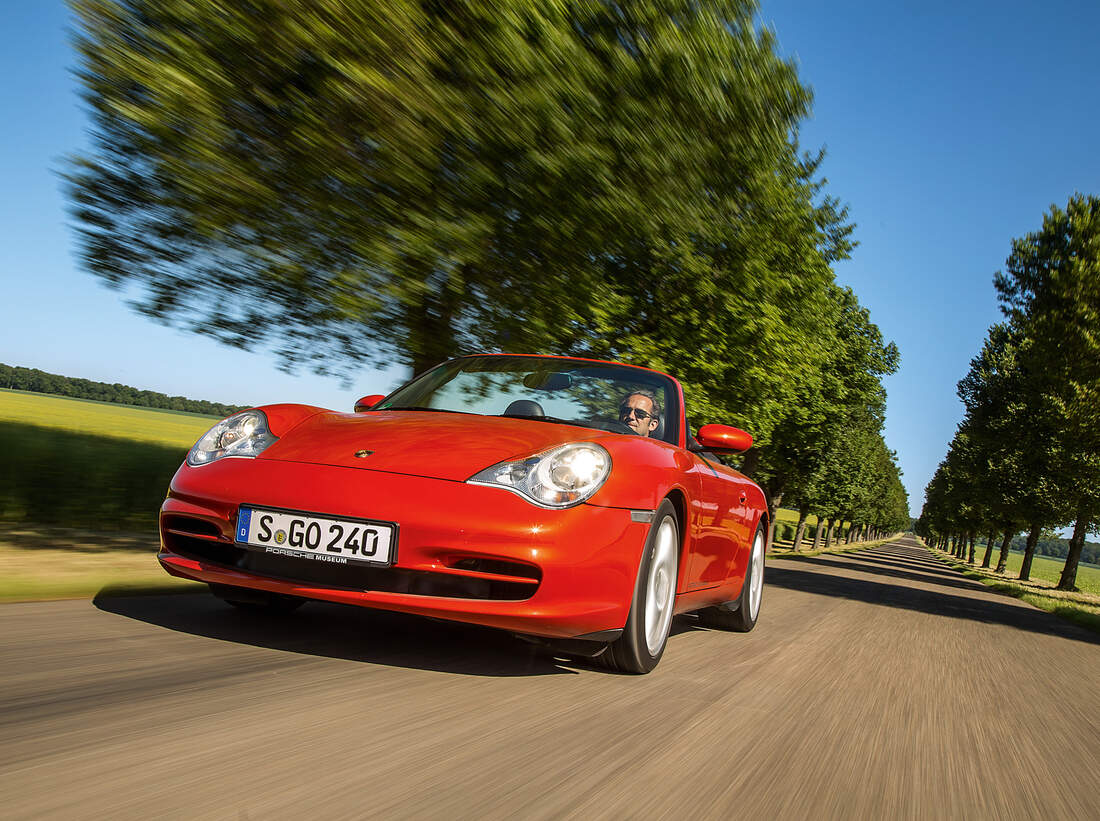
left=955, top=324, right=1069, bottom=575
left=66, top=0, right=845, bottom=440
left=994, top=194, right=1100, bottom=590
left=752, top=283, right=897, bottom=543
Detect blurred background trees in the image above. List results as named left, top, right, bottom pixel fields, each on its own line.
left=66, top=0, right=907, bottom=535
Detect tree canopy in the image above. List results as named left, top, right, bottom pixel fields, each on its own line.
left=67, top=0, right=904, bottom=533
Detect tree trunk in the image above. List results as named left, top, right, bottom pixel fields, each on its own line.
left=766, top=491, right=782, bottom=554
left=1019, top=522, right=1042, bottom=581
left=825, top=518, right=836, bottom=550
left=792, top=506, right=809, bottom=552
left=967, top=532, right=976, bottom=564
left=403, top=263, right=467, bottom=377
left=812, top=519, right=824, bottom=551
left=738, top=448, right=761, bottom=479
left=995, top=530, right=1012, bottom=573
left=1058, top=501, right=1092, bottom=590
left=981, top=531, right=996, bottom=568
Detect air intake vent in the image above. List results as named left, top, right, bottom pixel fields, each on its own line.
left=163, top=515, right=222, bottom=539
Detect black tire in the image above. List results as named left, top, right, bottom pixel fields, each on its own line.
left=209, top=583, right=305, bottom=613
left=602, top=499, right=680, bottom=674
left=697, top=523, right=765, bottom=632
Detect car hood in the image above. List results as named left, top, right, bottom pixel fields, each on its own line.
left=258, top=409, right=610, bottom=481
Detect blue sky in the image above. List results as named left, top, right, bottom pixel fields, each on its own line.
left=2, top=1, right=1098, bottom=518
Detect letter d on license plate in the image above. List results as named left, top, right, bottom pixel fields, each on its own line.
left=235, top=506, right=395, bottom=566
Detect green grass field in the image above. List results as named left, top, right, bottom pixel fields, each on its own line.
left=0, top=392, right=212, bottom=531
left=775, top=507, right=818, bottom=527
left=0, top=389, right=218, bottom=448
left=988, top=547, right=1100, bottom=595
left=0, top=392, right=231, bottom=599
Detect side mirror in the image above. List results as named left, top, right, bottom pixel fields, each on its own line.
left=691, top=424, right=753, bottom=453
left=354, top=394, right=386, bottom=413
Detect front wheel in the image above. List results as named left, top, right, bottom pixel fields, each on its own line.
left=602, top=499, right=680, bottom=674
left=698, top=523, right=765, bottom=632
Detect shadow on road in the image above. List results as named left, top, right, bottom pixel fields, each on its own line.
left=779, top=553, right=988, bottom=594
left=765, top=564, right=1100, bottom=645
left=93, top=589, right=702, bottom=676
left=94, top=590, right=589, bottom=677
left=846, top=550, right=952, bottom=573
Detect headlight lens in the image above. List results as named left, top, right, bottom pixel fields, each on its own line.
left=187, top=410, right=277, bottom=467
left=468, top=443, right=611, bottom=508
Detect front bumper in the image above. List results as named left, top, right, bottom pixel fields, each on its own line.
left=158, top=457, right=649, bottom=638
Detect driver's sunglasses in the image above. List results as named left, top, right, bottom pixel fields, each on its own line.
left=619, top=405, right=653, bottom=421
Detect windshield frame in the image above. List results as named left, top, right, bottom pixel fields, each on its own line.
left=375, top=354, right=683, bottom=446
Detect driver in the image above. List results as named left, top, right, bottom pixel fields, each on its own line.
left=619, top=390, right=661, bottom=437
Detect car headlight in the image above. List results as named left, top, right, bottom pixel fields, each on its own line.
left=187, top=410, right=278, bottom=467
left=468, top=442, right=611, bottom=508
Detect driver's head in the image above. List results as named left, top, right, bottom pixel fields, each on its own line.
left=620, top=390, right=661, bottom=437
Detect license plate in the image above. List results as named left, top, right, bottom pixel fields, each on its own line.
left=235, top=506, right=395, bottom=566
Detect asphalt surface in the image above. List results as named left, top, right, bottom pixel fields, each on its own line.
left=2, top=535, right=1098, bottom=820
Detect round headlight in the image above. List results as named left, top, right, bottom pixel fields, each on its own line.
left=468, top=443, right=611, bottom=508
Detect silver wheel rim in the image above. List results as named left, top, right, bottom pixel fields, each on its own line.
left=644, top=516, right=678, bottom=656
left=748, top=530, right=764, bottom=620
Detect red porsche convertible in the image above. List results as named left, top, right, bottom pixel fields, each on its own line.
left=158, top=354, right=767, bottom=673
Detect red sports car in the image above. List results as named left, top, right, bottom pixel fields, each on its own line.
left=158, top=353, right=767, bottom=673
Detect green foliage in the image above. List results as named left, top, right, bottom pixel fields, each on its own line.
left=66, top=0, right=854, bottom=448
left=0, top=363, right=243, bottom=417
left=774, top=520, right=797, bottom=542
left=0, top=421, right=184, bottom=530
left=751, top=283, right=906, bottom=531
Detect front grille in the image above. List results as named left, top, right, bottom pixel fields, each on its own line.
left=163, top=532, right=247, bottom=565
left=445, top=556, right=542, bottom=581
left=163, top=515, right=223, bottom=538
left=162, top=530, right=538, bottom=601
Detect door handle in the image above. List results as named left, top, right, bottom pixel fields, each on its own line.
left=739, top=492, right=747, bottom=504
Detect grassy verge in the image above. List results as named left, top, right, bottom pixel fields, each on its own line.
left=922, top=538, right=1100, bottom=635
left=768, top=533, right=902, bottom=557
left=0, top=524, right=203, bottom=602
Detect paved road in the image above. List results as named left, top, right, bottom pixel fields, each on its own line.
left=2, top=536, right=1098, bottom=820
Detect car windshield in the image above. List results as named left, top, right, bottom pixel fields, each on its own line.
left=378, top=356, right=679, bottom=444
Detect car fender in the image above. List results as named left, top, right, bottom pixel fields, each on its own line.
left=250, top=403, right=330, bottom=438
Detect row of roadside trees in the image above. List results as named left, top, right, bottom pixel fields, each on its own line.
left=0, top=363, right=245, bottom=417
left=917, top=194, right=1100, bottom=591
left=65, top=0, right=908, bottom=536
